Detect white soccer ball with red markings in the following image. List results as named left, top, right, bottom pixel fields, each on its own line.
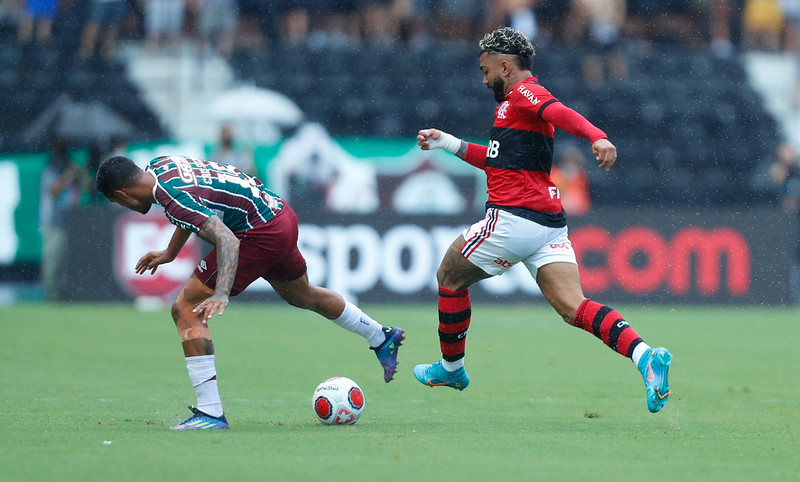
left=312, top=377, right=364, bottom=425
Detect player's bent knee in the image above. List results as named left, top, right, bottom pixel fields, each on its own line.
left=554, top=302, right=580, bottom=326
left=179, top=325, right=210, bottom=343
left=174, top=307, right=211, bottom=342
left=171, top=298, right=193, bottom=324
left=171, top=298, right=211, bottom=342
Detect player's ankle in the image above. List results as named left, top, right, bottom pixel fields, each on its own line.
left=441, top=358, right=464, bottom=372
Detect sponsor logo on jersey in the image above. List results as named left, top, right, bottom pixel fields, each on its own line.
left=174, top=156, right=196, bottom=184
left=517, top=84, right=541, bottom=106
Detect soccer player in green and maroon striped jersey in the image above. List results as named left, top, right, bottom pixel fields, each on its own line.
left=96, top=155, right=405, bottom=429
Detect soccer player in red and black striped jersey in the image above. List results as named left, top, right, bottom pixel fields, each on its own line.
left=96, top=155, right=405, bottom=429
left=413, top=27, right=672, bottom=413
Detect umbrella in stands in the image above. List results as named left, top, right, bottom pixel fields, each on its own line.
left=209, top=85, right=304, bottom=143
left=22, top=94, right=133, bottom=149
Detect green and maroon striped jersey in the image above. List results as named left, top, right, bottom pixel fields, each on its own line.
left=147, top=155, right=283, bottom=233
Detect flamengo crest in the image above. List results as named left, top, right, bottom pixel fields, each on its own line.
left=497, top=101, right=509, bottom=119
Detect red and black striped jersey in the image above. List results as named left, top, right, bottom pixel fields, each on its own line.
left=465, top=76, right=606, bottom=227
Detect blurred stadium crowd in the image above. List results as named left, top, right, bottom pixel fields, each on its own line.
left=0, top=0, right=798, bottom=209
left=2, top=0, right=800, bottom=55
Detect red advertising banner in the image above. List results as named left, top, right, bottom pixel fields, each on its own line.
left=112, top=211, right=203, bottom=300
left=64, top=206, right=797, bottom=305
left=571, top=225, right=750, bottom=297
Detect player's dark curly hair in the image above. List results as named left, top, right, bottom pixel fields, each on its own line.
left=479, top=27, right=535, bottom=71
left=95, top=156, right=141, bottom=198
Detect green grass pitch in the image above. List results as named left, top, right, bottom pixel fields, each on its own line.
left=1, top=302, right=798, bottom=481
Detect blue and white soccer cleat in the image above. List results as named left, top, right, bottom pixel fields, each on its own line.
left=413, top=360, right=470, bottom=391
left=169, top=406, right=229, bottom=430
left=371, top=327, right=405, bottom=382
left=637, top=347, right=672, bottom=413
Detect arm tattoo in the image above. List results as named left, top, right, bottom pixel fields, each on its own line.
left=456, top=140, right=469, bottom=159
left=197, top=215, right=240, bottom=297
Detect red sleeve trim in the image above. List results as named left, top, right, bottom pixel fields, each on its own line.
left=463, top=142, right=487, bottom=169
left=540, top=101, right=607, bottom=143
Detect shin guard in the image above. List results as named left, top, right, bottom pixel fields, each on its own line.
left=573, top=299, right=643, bottom=358
left=438, top=287, right=471, bottom=362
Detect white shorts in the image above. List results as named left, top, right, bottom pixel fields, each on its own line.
left=461, top=207, right=577, bottom=277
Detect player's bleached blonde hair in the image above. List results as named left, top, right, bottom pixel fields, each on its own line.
left=479, top=27, right=535, bottom=70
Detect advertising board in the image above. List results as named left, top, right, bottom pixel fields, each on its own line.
left=63, top=206, right=797, bottom=305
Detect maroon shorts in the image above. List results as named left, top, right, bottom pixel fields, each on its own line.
left=194, top=205, right=308, bottom=296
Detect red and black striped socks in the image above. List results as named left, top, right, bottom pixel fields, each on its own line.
left=438, top=286, right=471, bottom=370
left=437, top=294, right=648, bottom=368
left=573, top=299, right=645, bottom=359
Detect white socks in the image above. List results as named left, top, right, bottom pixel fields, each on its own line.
left=186, top=355, right=223, bottom=418
left=182, top=303, right=383, bottom=421
left=441, top=358, right=464, bottom=372
left=332, top=302, right=385, bottom=347
left=631, top=342, right=652, bottom=367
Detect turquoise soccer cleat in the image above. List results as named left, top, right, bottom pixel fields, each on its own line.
left=169, top=406, right=229, bottom=430
left=371, top=327, right=405, bottom=383
left=413, top=360, right=470, bottom=391
left=637, top=347, right=672, bottom=413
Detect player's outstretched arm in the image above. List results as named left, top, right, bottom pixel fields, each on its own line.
left=417, top=128, right=467, bottom=157
left=417, top=128, right=494, bottom=169
left=540, top=102, right=616, bottom=170
left=592, top=138, right=617, bottom=171
left=135, top=226, right=192, bottom=275
left=193, top=215, right=240, bottom=322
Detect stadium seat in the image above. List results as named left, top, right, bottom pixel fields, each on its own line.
left=0, top=24, right=781, bottom=208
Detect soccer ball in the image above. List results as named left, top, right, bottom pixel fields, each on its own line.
left=312, top=377, right=365, bottom=425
